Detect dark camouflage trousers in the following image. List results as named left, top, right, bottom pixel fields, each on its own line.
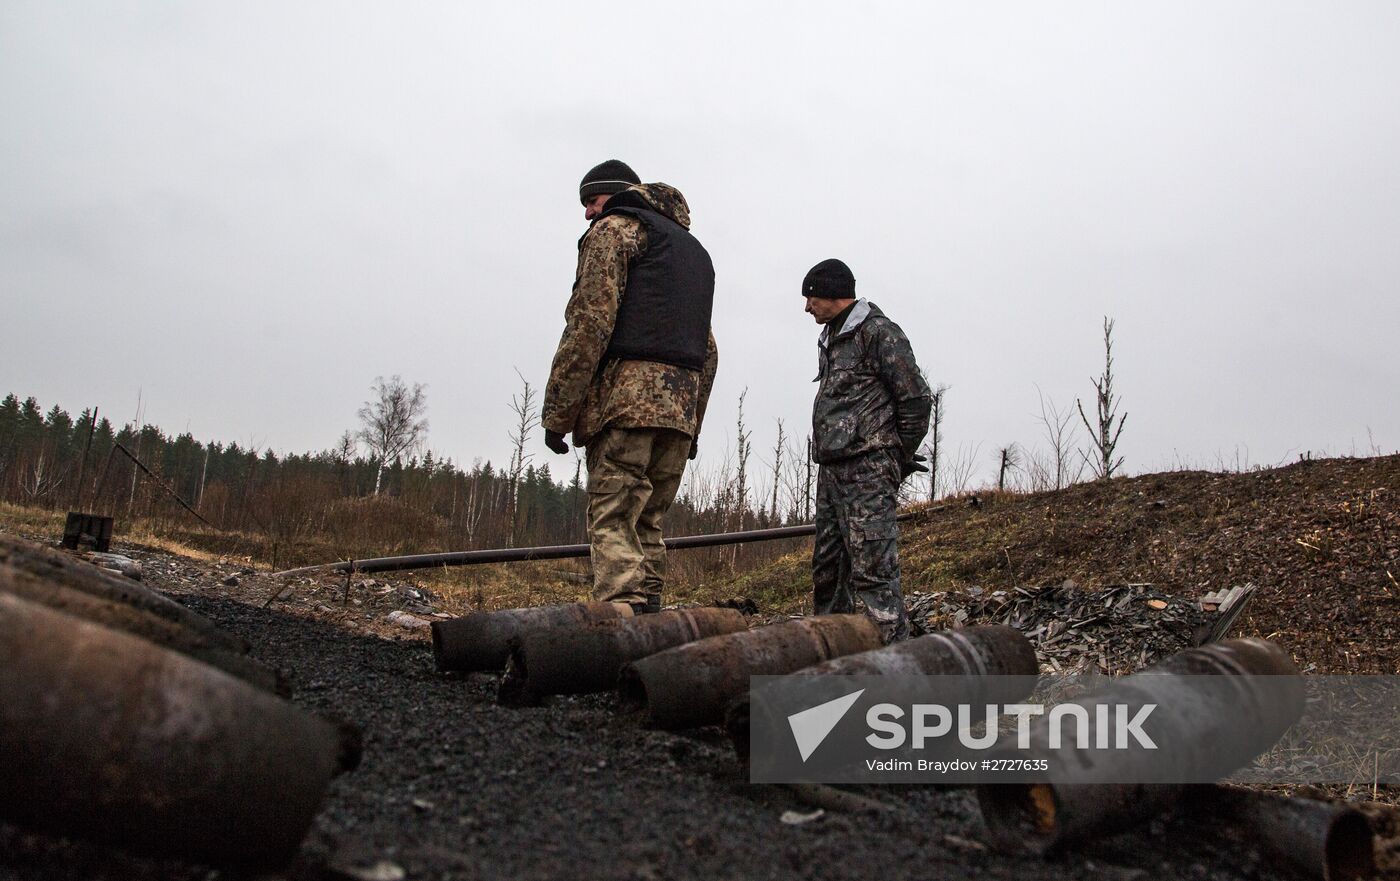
left=813, top=447, right=910, bottom=642
left=586, top=426, right=691, bottom=604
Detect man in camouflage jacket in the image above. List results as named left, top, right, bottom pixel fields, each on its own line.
left=803, top=258, right=931, bottom=642
left=542, top=160, right=718, bottom=610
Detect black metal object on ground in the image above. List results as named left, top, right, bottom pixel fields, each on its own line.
left=60, top=511, right=113, bottom=552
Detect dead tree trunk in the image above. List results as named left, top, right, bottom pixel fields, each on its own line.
left=1077, top=316, right=1128, bottom=480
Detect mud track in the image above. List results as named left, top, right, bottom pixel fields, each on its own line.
left=0, top=571, right=1316, bottom=881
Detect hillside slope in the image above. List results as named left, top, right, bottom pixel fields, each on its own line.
left=733, top=454, right=1400, bottom=674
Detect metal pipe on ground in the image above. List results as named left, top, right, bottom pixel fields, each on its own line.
left=272, top=504, right=973, bottom=578
left=618, top=614, right=883, bottom=730
left=976, top=638, right=1304, bottom=854
left=0, top=569, right=286, bottom=694
left=0, top=534, right=247, bottom=654
left=431, top=601, right=633, bottom=673
left=0, top=593, right=359, bottom=868
left=1186, top=786, right=1375, bottom=881
left=498, top=607, right=749, bottom=706
left=727, top=625, right=1039, bottom=759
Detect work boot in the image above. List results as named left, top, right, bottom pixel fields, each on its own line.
left=629, top=592, right=662, bottom=615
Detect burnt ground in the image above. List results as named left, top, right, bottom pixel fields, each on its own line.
left=3, top=455, right=1400, bottom=880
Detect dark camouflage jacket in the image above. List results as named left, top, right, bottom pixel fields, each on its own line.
left=542, top=183, right=719, bottom=448
left=811, top=300, right=932, bottom=465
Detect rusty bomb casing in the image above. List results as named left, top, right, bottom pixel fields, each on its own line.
left=727, top=624, right=1039, bottom=759
left=431, top=601, right=633, bottom=673
left=0, top=534, right=246, bottom=653
left=619, top=614, right=883, bottom=730
left=0, top=568, right=284, bottom=694
left=976, top=638, right=1304, bottom=853
left=499, top=607, right=749, bottom=705
left=0, top=593, right=359, bottom=868
left=1189, top=786, right=1375, bottom=881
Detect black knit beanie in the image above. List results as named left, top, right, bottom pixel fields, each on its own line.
left=579, top=160, right=640, bottom=204
left=802, top=258, right=856, bottom=299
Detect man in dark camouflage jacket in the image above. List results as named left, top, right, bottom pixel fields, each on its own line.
left=542, top=160, right=718, bottom=612
left=803, top=258, right=931, bottom=641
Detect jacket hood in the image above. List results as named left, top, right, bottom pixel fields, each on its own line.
left=604, top=182, right=692, bottom=229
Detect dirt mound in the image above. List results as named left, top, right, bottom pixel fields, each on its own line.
left=739, top=454, right=1400, bottom=674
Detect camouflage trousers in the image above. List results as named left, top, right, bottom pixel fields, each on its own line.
left=813, top=447, right=910, bottom=643
left=586, top=426, right=691, bottom=604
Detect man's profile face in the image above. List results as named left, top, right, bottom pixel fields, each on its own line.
left=583, top=193, right=611, bottom=221
left=805, top=296, right=852, bottom=325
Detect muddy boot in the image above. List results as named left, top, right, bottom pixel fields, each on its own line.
left=630, top=592, right=662, bottom=615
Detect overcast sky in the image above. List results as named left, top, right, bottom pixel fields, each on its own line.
left=5, top=2, right=1398, bottom=489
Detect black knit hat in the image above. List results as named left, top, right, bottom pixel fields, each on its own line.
left=579, top=159, right=640, bottom=204
left=802, top=258, right=856, bottom=299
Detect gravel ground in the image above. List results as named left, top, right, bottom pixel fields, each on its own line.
left=0, top=542, right=1381, bottom=881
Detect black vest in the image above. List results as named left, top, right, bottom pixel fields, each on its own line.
left=592, top=193, right=714, bottom=371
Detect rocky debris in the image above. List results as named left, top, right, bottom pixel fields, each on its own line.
left=717, top=596, right=759, bottom=615
left=221, top=575, right=240, bottom=587
left=906, top=581, right=1226, bottom=674
left=384, top=610, right=430, bottom=631
left=327, top=855, right=407, bottom=881
left=83, top=552, right=142, bottom=581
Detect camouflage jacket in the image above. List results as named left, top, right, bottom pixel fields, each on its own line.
left=812, top=300, right=932, bottom=465
left=542, top=183, right=719, bottom=448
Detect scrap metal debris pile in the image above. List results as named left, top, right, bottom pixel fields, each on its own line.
left=906, top=581, right=1254, bottom=674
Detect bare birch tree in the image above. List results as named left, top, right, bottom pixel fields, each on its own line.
left=768, top=418, right=785, bottom=522
left=1034, top=386, right=1080, bottom=490
left=357, top=375, right=428, bottom=495
left=506, top=370, right=539, bottom=547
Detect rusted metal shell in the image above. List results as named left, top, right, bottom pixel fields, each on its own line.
left=1189, top=786, right=1375, bottom=881
left=430, top=601, right=633, bottom=673
left=0, top=568, right=285, bottom=694
left=619, top=614, right=883, bottom=730
left=977, top=638, right=1304, bottom=853
left=727, top=625, right=1038, bottom=757
left=0, top=593, right=358, bottom=868
left=0, top=534, right=246, bottom=653
left=499, top=607, right=749, bottom=705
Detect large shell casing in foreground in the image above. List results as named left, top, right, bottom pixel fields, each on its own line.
left=727, top=625, right=1039, bottom=758
left=499, top=607, right=748, bottom=705
left=0, top=569, right=284, bottom=694
left=430, top=601, right=633, bottom=672
left=0, top=593, right=358, bottom=868
left=977, top=638, right=1304, bottom=853
left=0, top=534, right=246, bottom=653
left=619, top=614, right=883, bottom=730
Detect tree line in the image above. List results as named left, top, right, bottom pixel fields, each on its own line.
left=0, top=389, right=797, bottom=569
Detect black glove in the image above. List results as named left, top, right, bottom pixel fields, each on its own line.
left=689, top=438, right=699, bottom=460
left=544, top=430, right=569, bottom=455
left=901, top=453, right=929, bottom=479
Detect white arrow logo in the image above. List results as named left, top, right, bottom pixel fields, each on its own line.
left=787, top=688, right=865, bottom=762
